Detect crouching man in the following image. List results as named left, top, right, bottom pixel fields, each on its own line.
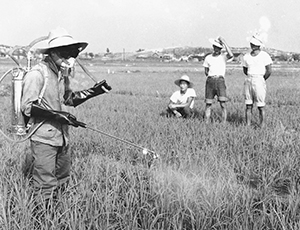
left=167, top=75, right=196, bottom=118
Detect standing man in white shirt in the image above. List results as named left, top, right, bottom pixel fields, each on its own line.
left=203, top=37, right=233, bottom=123
left=242, top=35, right=272, bottom=127
left=167, top=75, right=196, bottom=118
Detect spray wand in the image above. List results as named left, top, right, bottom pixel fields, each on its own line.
left=77, top=122, right=158, bottom=159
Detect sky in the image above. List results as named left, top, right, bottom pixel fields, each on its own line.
left=1, top=0, right=300, bottom=53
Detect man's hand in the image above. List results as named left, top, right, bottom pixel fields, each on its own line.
left=93, top=80, right=112, bottom=95
left=63, top=80, right=113, bottom=107
left=218, top=36, right=226, bottom=45
left=54, top=111, right=86, bottom=128
left=169, top=104, right=177, bottom=109
left=264, top=64, right=272, bottom=80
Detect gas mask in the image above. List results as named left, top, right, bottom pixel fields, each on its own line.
left=60, top=57, right=76, bottom=78
left=50, top=47, right=79, bottom=78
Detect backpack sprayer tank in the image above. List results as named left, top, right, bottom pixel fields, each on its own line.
left=11, top=67, right=27, bottom=135
left=0, top=36, right=48, bottom=137
left=0, top=57, right=28, bottom=136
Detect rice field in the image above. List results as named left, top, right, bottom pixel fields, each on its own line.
left=1, top=59, right=300, bottom=229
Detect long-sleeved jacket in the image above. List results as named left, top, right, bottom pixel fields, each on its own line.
left=21, top=57, right=73, bottom=146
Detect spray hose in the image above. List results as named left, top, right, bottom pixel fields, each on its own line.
left=0, top=121, right=45, bottom=144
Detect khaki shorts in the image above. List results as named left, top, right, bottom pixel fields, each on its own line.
left=244, top=75, right=266, bottom=107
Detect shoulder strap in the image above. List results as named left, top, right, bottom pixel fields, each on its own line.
left=24, top=64, right=49, bottom=131
left=35, top=63, right=49, bottom=105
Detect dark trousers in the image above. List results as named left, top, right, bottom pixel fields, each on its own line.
left=167, top=106, right=193, bottom=118
left=23, top=141, right=70, bottom=199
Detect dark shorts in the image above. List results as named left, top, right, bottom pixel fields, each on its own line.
left=205, top=76, right=227, bottom=103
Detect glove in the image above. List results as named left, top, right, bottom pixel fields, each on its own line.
left=53, top=111, right=86, bottom=128
left=92, top=80, right=112, bottom=95
left=64, top=80, right=112, bottom=107
left=30, top=103, right=86, bottom=128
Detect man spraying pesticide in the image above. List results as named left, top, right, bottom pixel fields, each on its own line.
left=0, top=28, right=157, bottom=207
left=17, top=27, right=114, bottom=204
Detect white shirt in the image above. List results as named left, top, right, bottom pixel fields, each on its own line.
left=170, top=88, right=196, bottom=109
left=203, top=54, right=229, bottom=77
left=242, top=51, right=273, bottom=75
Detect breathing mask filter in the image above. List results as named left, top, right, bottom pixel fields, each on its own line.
left=60, top=57, right=76, bottom=78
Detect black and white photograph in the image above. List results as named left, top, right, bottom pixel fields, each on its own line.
left=0, top=0, right=300, bottom=229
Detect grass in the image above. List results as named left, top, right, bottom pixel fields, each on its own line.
left=1, top=60, right=300, bottom=229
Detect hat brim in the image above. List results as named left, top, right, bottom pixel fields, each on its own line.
left=250, top=35, right=263, bottom=47
left=250, top=39, right=262, bottom=47
left=174, top=79, right=193, bottom=88
left=37, top=41, right=88, bottom=54
left=209, top=38, right=223, bottom=49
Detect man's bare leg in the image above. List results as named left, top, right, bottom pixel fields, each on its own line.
left=246, top=104, right=253, bottom=126
left=258, top=106, right=265, bottom=127
left=205, top=104, right=212, bottom=123
left=220, top=101, right=227, bottom=123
